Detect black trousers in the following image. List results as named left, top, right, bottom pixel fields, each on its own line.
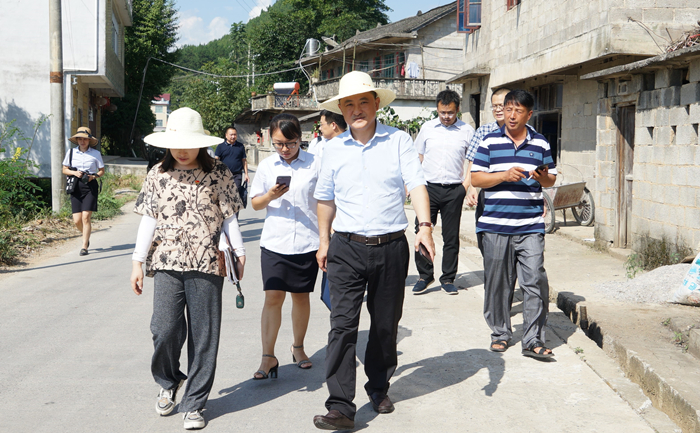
left=231, top=172, right=246, bottom=210
left=414, top=182, right=466, bottom=284
left=324, top=233, right=409, bottom=420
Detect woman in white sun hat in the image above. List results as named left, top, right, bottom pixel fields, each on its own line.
left=62, top=127, right=104, bottom=255
left=130, top=107, right=245, bottom=430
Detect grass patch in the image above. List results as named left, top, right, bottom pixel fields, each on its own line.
left=0, top=173, right=142, bottom=266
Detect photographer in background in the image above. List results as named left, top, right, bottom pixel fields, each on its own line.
left=62, top=127, right=105, bottom=256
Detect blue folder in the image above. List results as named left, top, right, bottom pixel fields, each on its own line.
left=320, top=271, right=331, bottom=311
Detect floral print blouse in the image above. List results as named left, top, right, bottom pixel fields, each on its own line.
left=134, top=161, right=242, bottom=277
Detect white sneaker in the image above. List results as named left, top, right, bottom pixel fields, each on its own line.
left=183, top=410, right=205, bottom=430
left=155, top=379, right=184, bottom=416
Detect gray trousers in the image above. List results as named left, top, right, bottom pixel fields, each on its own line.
left=151, top=271, right=224, bottom=412
left=482, top=232, right=549, bottom=349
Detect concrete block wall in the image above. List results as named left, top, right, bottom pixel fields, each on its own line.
left=463, top=0, right=700, bottom=90
left=596, top=62, right=700, bottom=251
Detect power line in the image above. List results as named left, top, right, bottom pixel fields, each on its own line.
left=149, top=56, right=301, bottom=78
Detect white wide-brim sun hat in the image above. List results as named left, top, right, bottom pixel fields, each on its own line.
left=319, top=71, right=396, bottom=114
left=144, top=107, right=222, bottom=149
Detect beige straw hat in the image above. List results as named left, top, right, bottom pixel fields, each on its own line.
left=144, top=107, right=221, bottom=149
left=69, top=127, right=98, bottom=147
left=319, top=71, right=396, bottom=114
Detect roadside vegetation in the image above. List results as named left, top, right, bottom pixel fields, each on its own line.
left=0, top=119, right=142, bottom=266
left=625, top=234, right=694, bottom=278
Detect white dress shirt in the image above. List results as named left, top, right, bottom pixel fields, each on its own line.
left=61, top=146, right=104, bottom=173
left=414, top=117, right=475, bottom=184
left=306, top=136, right=326, bottom=160
left=314, top=121, right=426, bottom=236
left=251, top=150, right=320, bottom=255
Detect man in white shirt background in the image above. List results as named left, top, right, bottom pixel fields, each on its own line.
left=412, top=90, right=475, bottom=296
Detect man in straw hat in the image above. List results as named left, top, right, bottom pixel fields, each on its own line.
left=312, top=71, right=435, bottom=430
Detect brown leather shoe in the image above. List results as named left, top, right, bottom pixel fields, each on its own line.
left=368, top=392, right=395, bottom=414
left=313, top=410, right=355, bottom=430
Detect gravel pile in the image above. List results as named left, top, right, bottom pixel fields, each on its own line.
left=595, top=263, right=691, bottom=304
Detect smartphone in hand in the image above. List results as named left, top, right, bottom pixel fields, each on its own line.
left=419, top=243, right=432, bottom=263
left=535, top=164, right=548, bottom=174
left=275, top=175, right=291, bottom=188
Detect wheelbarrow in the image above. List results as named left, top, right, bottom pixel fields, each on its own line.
left=542, top=181, right=594, bottom=234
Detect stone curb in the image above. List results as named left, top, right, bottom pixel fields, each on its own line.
left=459, top=229, right=697, bottom=433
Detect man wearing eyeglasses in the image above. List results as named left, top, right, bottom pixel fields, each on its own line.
left=466, top=88, right=510, bottom=255
left=411, top=89, right=475, bottom=296
left=307, top=109, right=347, bottom=160
left=471, top=90, right=557, bottom=358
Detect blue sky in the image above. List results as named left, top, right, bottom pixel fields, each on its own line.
left=174, top=0, right=446, bottom=47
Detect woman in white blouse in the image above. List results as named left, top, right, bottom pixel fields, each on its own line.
left=250, top=113, right=320, bottom=379
left=61, top=127, right=105, bottom=256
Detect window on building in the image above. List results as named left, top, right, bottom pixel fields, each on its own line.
left=156, top=120, right=163, bottom=127
left=322, top=69, right=327, bottom=81
left=372, top=56, right=381, bottom=78
left=397, top=52, right=406, bottom=77
left=507, top=0, right=521, bottom=10
left=531, top=83, right=563, bottom=163
left=155, top=106, right=164, bottom=113
left=383, top=54, right=395, bottom=78
left=457, top=0, right=481, bottom=33
left=112, top=13, right=119, bottom=57
left=358, top=61, right=369, bottom=73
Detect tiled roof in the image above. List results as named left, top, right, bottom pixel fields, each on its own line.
left=342, top=2, right=456, bottom=44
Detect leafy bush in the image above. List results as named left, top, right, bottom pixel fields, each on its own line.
left=625, top=234, right=694, bottom=278
left=0, top=119, right=46, bottom=222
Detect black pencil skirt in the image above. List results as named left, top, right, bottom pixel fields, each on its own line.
left=70, top=179, right=99, bottom=213
left=261, top=247, right=319, bottom=293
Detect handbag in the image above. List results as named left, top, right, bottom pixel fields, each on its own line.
left=65, top=148, right=78, bottom=194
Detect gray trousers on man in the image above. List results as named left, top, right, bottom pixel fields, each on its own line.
left=482, top=232, right=549, bottom=349
left=151, top=271, right=224, bottom=413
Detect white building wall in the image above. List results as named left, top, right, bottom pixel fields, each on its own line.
left=0, top=0, right=106, bottom=177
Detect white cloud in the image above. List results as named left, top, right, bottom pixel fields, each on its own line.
left=249, top=0, right=273, bottom=20
left=177, top=10, right=230, bottom=47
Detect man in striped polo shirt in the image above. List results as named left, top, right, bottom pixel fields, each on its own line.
left=471, top=89, right=557, bottom=359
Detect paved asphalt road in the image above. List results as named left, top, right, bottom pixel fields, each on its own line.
left=0, top=194, right=660, bottom=432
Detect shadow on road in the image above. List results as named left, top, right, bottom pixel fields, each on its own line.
left=206, top=346, right=327, bottom=420
left=0, top=248, right=134, bottom=273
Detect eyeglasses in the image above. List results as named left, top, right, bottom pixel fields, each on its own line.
left=492, top=104, right=504, bottom=111
left=272, top=140, right=299, bottom=150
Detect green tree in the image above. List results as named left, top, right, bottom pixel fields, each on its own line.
left=245, top=0, right=390, bottom=94
left=101, top=0, right=179, bottom=156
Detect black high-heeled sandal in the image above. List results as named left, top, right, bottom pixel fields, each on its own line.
left=253, top=354, right=278, bottom=379
left=291, top=345, right=312, bottom=369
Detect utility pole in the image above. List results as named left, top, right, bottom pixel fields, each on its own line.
left=247, top=43, right=251, bottom=88
left=49, top=0, right=65, bottom=213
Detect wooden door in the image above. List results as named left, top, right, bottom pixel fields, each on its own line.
left=616, top=105, right=635, bottom=248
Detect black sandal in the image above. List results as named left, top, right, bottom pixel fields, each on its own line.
left=490, top=340, right=509, bottom=352
left=291, top=345, right=312, bottom=369
left=253, top=354, right=279, bottom=379
left=522, top=345, right=554, bottom=359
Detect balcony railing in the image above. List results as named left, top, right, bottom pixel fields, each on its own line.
left=251, top=94, right=319, bottom=111
left=315, top=78, right=463, bottom=101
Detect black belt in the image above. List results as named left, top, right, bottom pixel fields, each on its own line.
left=334, top=230, right=405, bottom=246
left=231, top=171, right=243, bottom=175
left=427, top=182, right=462, bottom=188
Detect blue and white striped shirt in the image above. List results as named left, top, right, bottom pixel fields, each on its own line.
left=471, top=125, right=557, bottom=235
